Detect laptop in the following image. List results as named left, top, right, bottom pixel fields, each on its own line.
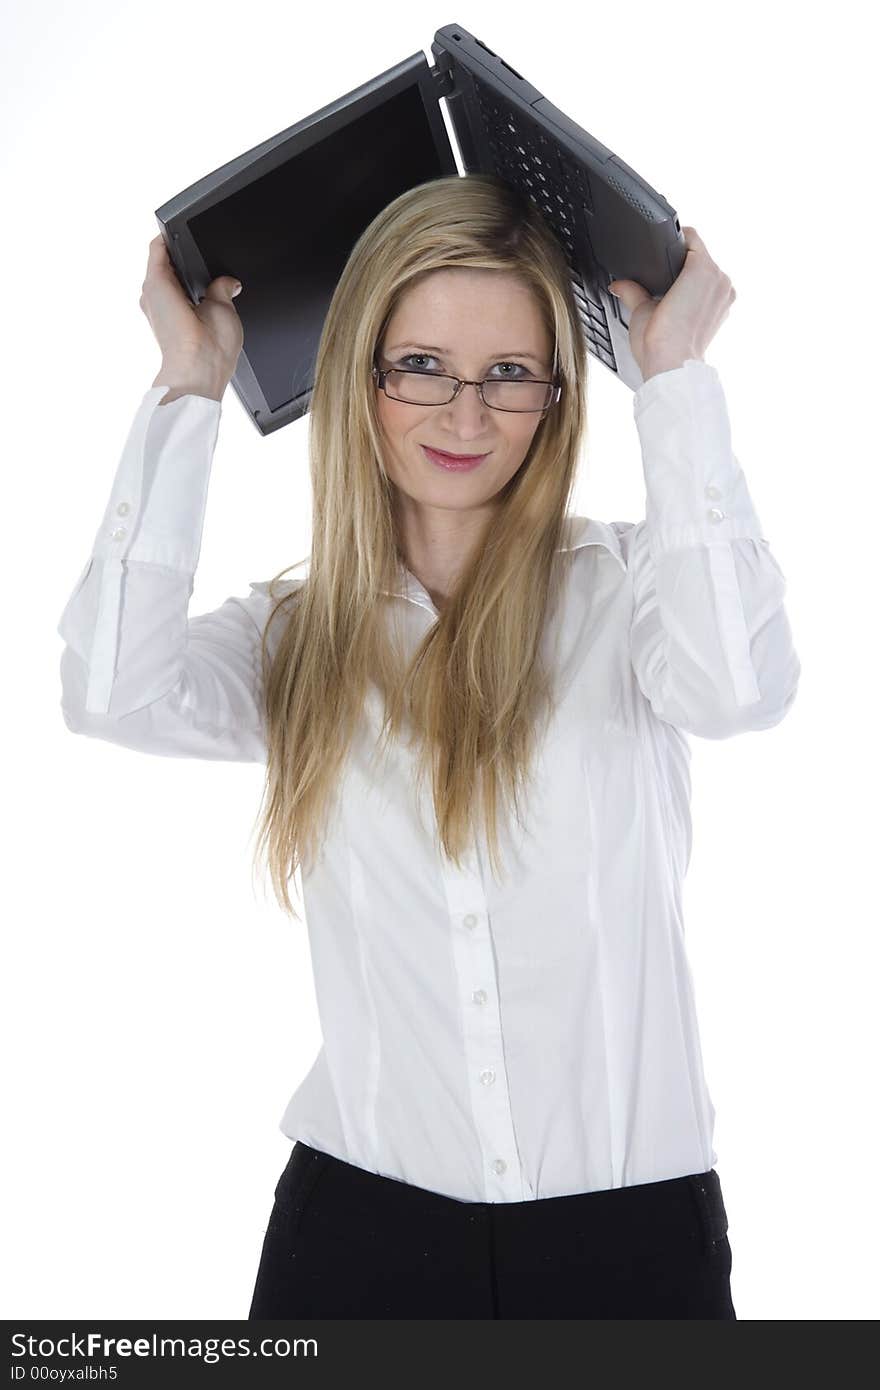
left=154, top=22, right=687, bottom=436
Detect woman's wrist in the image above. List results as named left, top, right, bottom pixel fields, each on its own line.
left=152, top=359, right=228, bottom=404
left=639, top=349, right=704, bottom=382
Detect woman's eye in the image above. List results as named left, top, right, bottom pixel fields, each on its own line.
left=399, top=353, right=529, bottom=377
left=400, top=353, right=439, bottom=371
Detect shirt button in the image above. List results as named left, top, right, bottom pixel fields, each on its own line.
left=110, top=526, right=127, bottom=541
left=705, top=485, right=721, bottom=500
left=472, top=989, right=487, bottom=1005
left=115, top=501, right=131, bottom=515
left=492, top=1158, right=507, bottom=1175
left=479, top=1068, right=495, bottom=1085
left=707, top=507, right=725, bottom=523
left=463, top=913, right=478, bottom=928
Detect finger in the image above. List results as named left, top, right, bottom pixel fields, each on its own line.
left=681, top=226, right=708, bottom=259
left=606, top=279, right=653, bottom=308
left=147, top=235, right=176, bottom=276
left=145, top=236, right=182, bottom=293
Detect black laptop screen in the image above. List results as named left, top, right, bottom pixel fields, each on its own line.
left=189, top=85, right=450, bottom=414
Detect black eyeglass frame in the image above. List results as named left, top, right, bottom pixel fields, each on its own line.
left=371, top=356, right=563, bottom=414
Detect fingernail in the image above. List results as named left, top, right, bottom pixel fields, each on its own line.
left=232, top=283, right=242, bottom=297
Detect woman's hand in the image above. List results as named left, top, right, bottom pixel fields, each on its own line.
left=140, top=234, right=244, bottom=390
left=607, top=226, right=736, bottom=380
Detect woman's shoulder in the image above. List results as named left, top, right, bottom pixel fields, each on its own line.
left=247, top=577, right=306, bottom=600
left=246, top=555, right=310, bottom=603
left=225, top=570, right=308, bottom=654
left=563, top=514, right=638, bottom=570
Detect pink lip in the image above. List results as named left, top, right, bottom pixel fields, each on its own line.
left=421, top=445, right=490, bottom=471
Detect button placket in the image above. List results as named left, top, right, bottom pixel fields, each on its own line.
left=441, top=852, right=527, bottom=1200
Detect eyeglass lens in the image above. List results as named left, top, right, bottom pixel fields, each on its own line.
left=383, top=370, right=553, bottom=412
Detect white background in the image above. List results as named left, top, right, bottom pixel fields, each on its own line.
left=2, top=0, right=875, bottom=1321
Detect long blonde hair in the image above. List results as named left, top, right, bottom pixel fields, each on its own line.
left=251, top=173, right=589, bottom=919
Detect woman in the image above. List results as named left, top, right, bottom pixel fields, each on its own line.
left=57, top=174, right=800, bottom=1318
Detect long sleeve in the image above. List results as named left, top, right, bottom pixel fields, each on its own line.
left=56, top=385, right=271, bottom=762
left=625, top=358, right=801, bottom=739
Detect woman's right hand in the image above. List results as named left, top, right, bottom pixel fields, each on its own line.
left=140, top=234, right=244, bottom=391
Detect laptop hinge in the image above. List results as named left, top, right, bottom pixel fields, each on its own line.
left=429, top=62, right=456, bottom=98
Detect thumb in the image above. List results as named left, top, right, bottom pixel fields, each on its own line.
left=204, top=275, right=242, bottom=302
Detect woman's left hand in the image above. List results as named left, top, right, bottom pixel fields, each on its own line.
left=607, top=226, right=736, bottom=379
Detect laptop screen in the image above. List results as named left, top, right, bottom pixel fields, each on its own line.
left=183, top=82, right=452, bottom=418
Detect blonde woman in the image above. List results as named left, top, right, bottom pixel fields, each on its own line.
left=57, top=174, right=799, bottom=1318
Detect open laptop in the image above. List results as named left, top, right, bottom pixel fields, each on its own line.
left=154, top=22, right=687, bottom=436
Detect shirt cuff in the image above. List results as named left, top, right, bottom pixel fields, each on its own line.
left=91, top=385, right=222, bottom=573
left=632, top=358, right=766, bottom=563
left=83, top=385, right=222, bottom=715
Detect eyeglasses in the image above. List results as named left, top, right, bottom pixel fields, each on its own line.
left=372, top=357, right=562, bottom=414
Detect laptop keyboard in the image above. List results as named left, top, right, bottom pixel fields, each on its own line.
left=472, top=74, right=619, bottom=376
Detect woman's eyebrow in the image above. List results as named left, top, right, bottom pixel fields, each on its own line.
left=386, top=342, right=546, bottom=366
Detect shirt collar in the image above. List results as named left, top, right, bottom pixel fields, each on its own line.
left=255, top=517, right=625, bottom=611
left=382, top=515, right=626, bottom=608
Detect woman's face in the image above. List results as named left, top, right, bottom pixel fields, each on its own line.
left=374, top=268, right=553, bottom=519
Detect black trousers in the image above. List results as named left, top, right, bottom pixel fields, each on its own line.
left=248, top=1142, right=737, bottom=1319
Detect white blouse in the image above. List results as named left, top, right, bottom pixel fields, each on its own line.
left=56, top=359, right=800, bottom=1203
